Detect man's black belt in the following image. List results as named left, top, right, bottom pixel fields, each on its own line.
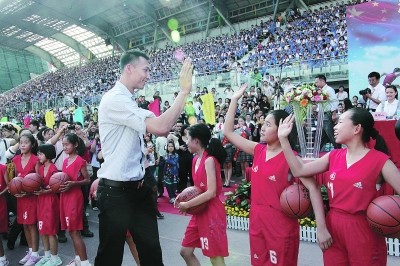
left=99, top=178, right=144, bottom=189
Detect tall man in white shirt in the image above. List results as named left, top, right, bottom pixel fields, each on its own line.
left=365, top=71, right=386, bottom=112
left=95, top=50, right=193, bottom=266
left=315, top=75, right=340, bottom=149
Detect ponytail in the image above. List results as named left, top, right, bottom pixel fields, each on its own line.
left=188, top=124, right=227, bottom=165
left=206, top=138, right=227, bottom=166
left=348, top=108, right=389, bottom=155
left=371, top=129, right=389, bottom=155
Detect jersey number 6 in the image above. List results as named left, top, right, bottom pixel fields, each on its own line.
left=269, top=250, right=277, bottom=264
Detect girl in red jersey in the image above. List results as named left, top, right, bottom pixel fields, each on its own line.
left=13, top=134, right=41, bottom=266
left=278, top=107, right=400, bottom=266
left=0, top=164, right=9, bottom=266
left=176, top=123, right=228, bottom=266
left=223, top=84, right=332, bottom=266
left=59, top=133, right=91, bottom=266
left=34, top=144, right=62, bottom=266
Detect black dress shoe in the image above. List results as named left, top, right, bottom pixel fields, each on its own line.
left=81, top=229, right=94, bottom=237
left=156, top=213, right=165, bottom=219
left=57, top=232, right=67, bottom=243
left=6, top=240, right=14, bottom=250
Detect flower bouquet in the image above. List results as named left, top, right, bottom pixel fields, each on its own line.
left=282, top=84, right=329, bottom=159
left=224, top=181, right=251, bottom=218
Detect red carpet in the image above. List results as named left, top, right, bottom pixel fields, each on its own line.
left=158, top=185, right=238, bottom=215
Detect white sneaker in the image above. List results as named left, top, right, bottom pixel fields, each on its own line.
left=42, top=256, right=62, bottom=266
left=19, top=252, right=31, bottom=265
left=66, top=259, right=80, bottom=266
left=0, top=258, right=9, bottom=266
left=23, top=255, right=40, bottom=266
left=34, top=256, right=50, bottom=266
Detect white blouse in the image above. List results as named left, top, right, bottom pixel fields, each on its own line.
left=376, top=99, right=399, bottom=117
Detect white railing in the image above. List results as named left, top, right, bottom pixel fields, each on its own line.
left=226, top=215, right=400, bottom=256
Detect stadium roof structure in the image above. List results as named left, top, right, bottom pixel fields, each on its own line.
left=0, top=0, right=328, bottom=69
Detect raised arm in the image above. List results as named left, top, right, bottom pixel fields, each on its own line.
left=146, top=59, right=193, bottom=136
left=278, top=114, right=329, bottom=176
left=223, top=84, right=257, bottom=156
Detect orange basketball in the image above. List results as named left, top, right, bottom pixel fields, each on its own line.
left=367, top=195, right=400, bottom=237
left=177, top=186, right=207, bottom=215
left=22, top=173, right=42, bottom=193
left=49, top=172, right=70, bottom=193
left=280, top=184, right=312, bottom=219
left=8, top=177, right=24, bottom=195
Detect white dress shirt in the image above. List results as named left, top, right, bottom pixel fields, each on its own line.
left=322, top=84, right=339, bottom=112
left=376, top=99, right=399, bottom=117
left=336, top=91, right=348, bottom=101
left=367, top=83, right=386, bottom=110
left=98, top=81, right=155, bottom=181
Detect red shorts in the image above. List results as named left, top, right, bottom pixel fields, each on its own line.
left=17, top=195, right=37, bottom=224
left=249, top=205, right=299, bottom=266
left=60, top=188, right=83, bottom=231
left=324, top=209, right=386, bottom=266
left=182, top=200, right=228, bottom=258
left=37, top=193, right=60, bottom=235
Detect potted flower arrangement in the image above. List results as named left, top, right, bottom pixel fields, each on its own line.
left=224, top=181, right=250, bottom=218
left=281, top=83, right=330, bottom=159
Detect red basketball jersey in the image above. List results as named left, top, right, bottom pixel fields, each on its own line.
left=182, top=151, right=228, bottom=258
left=13, top=154, right=39, bottom=224
left=323, top=148, right=389, bottom=214
left=251, top=144, right=296, bottom=208
left=249, top=144, right=299, bottom=266
left=38, top=163, right=59, bottom=187
left=13, top=154, right=39, bottom=177
left=37, top=163, right=60, bottom=235
left=0, top=165, right=8, bottom=233
left=60, top=156, right=86, bottom=231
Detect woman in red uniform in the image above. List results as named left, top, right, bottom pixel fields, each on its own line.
left=176, top=123, right=228, bottom=266
left=0, top=163, right=9, bottom=265
left=59, top=133, right=91, bottom=266
left=278, top=107, right=400, bottom=265
left=13, top=134, right=40, bottom=265
left=223, top=84, right=331, bottom=266
left=34, top=144, right=62, bottom=266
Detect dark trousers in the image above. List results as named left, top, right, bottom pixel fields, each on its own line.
left=91, top=167, right=100, bottom=208
left=81, top=185, right=90, bottom=231
left=321, top=112, right=340, bottom=149
left=94, top=180, right=163, bottom=266
left=177, top=157, right=192, bottom=192
left=157, top=157, right=165, bottom=196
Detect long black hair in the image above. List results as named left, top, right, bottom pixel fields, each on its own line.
left=188, top=123, right=227, bottom=165
left=63, top=133, right=86, bottom=156
left=348, top=107, right=388, bottom=154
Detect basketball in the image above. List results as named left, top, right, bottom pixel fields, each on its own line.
left=8, top=177, right=24, bottom=195
left=22, top=173, right=42, bottom=193
left=177, top=186, right=207, bottom=215
left=280, top=184, right=312, bottom=219
left=367, top=195, right=400, bottom=237
left=49, top=172, right=70, bottom=193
